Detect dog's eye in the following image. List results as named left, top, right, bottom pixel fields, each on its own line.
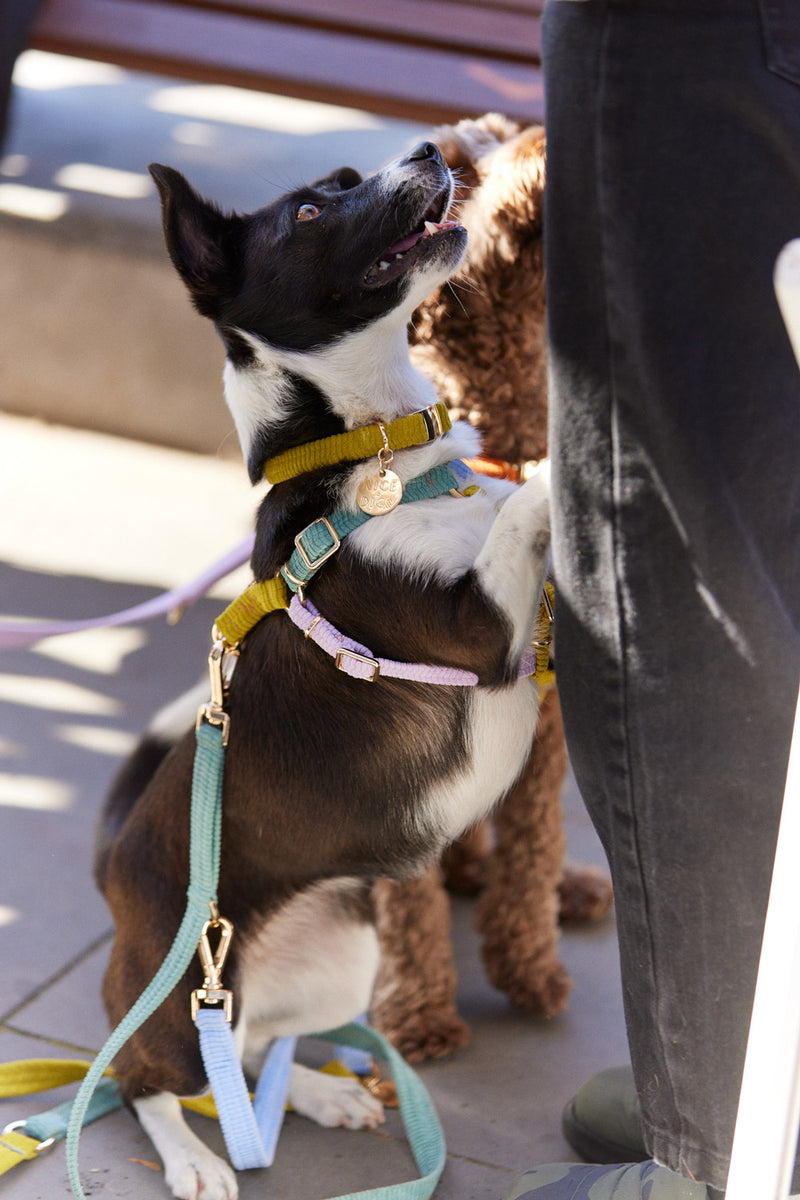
left=296, top=203, right=322, bottom=221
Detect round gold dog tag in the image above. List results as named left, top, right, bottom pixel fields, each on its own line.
left=356, top=469, right=403, bottom=515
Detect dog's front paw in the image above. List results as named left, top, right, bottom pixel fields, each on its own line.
left=134, top=1092, right=239, bottom=1200
left=289, top=1063, right=385, bottom=1130
left=164, top=1147, right=238, bottom=1200
left=523, top=456, right=551, bottom=525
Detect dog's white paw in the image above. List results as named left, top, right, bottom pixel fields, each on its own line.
left=289, top=1064, right=385, bottom=1129
left=133, top=1092, right=238, bottom=1200
left=530, top=455, right=551, bottom=488
left=164, top=1149, right=238, bottom=1200
left=520, top=457, right=551, bottom=546
left=524, top=456, right=550, bottom=504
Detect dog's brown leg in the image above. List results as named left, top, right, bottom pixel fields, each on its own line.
left=441, top=820, right=492, bottom=895
left=558, top=860, right=615, bottom=923
left=475, top=686, right=573, bottom=1017
left=371, top=865, right=471, bottom=1063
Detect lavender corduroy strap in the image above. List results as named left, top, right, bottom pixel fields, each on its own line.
left=288, top=595, right=480, bottom=686
left=288, top=596, right=542, bottom=685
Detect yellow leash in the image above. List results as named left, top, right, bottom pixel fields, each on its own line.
left=0, top=1056, right=365, bottom=1181
left=0, top=1059, right=104, bottom=1098
left=0, top=1060, right=117, bottom=1179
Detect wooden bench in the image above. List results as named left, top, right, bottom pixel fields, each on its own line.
left=29, top=0, right=545, bottom=126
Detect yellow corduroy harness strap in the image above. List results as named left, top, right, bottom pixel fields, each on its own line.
left=262, top=402, right=451, bottom=484
left=532, top=581, right=556, bottom=692
left=215, top=575, right=289, bottom=646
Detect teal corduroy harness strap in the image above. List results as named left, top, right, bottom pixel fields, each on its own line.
left=280, top=460, right=474, bottom=599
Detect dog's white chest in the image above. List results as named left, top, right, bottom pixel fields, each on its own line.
left=422, top=678, right=540, bottom=845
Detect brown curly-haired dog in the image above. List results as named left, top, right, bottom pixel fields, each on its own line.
left=370, top=115, right=613, bottom=1064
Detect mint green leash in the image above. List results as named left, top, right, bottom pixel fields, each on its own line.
left=66, top=719, right=446, bottom=1199
left=312, top=1023, right=446, bottom=1200
left=65, top=721, right=225, bottom=1200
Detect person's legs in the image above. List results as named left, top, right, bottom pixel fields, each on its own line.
left=0, top=0, right=43, bottom=147
left=544, top=0, right=800, bottom=1191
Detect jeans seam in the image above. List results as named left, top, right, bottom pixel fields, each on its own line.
left=594, top=3, right=684, bottom=1164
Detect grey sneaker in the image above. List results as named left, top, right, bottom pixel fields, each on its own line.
left=502, top=1162, right=712, bottom=1198
left=561, top=1065, right=646, bottom=1163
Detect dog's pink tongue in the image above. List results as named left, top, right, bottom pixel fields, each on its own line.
left=386, top=230, right=424, bottom=256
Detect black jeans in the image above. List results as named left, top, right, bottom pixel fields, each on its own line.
left=543, top=0, right=800, bottom=1191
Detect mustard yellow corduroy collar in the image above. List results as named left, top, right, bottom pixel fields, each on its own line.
left=261, top=402, right=451, bottom=484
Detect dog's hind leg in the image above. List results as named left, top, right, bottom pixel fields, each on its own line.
left=133, top=1091, right=238, bottom=1200
left=239, top=1030, right=385, bottom=1133
left=371, top=866, right=471, bottom=1063
left=475, top=685, right=572, bottom=1016
left=237, top=878, right=386, bottom=1130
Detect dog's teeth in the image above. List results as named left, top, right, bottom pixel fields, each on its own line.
left=395, top=252, right=404, bottom=260
left=378, top=260, right=390, bottom=270
left=424, top=220, right=439, bottom=236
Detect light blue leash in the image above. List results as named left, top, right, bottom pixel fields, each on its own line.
left=193, top=1009, right=297, bottom=1169
left=194, top=1012, right=448, bottom=1198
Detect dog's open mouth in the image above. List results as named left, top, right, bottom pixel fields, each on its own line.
left=363, top=190, right=464, bottom=288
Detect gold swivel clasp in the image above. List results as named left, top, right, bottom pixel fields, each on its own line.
left=196, top=627, right=239, bottom=746
left=191, top=905, right=235, bottom=1022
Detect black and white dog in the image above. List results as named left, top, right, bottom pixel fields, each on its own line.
left=96, top=142, right=551, bottom=1200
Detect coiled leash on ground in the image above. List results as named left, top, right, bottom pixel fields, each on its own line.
left=50, top=704, right=446, bottom=1199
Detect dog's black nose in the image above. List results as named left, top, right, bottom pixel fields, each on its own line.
left=405, top=141, right=444, bottom=166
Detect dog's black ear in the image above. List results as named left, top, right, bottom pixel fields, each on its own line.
left=149, top=163, right=239, bottom=318
left=310, top=165, right=363, bottom=193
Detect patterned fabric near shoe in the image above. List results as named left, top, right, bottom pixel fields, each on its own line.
left=502, top=1161, right=711, bottom=1199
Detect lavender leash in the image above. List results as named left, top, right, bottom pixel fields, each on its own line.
left=0, top=535, right=254, bottom=649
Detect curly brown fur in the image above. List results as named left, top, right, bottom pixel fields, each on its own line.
left=409, top=115, right=548, bottom=464
left=371, top=114, right=613, bottom=1061
left=371, top=868, right=471, bottom=1064
left=474, top=686, right=572, bottom=1015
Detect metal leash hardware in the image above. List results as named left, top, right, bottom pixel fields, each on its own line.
left=534, top=581, right=555, bottom=653
left=191, top=902, right=235, bottom=1023
left=193, top=625, right=238, bottom=1019
left=195, top=626, right=239, bottom=747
